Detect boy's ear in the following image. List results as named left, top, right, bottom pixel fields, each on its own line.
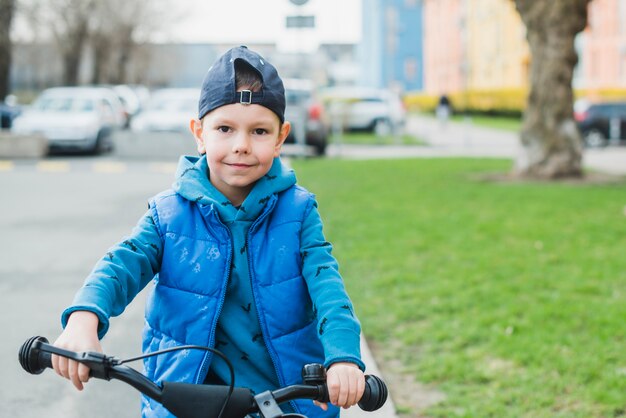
left=190, top=118, right=206, bottom=154
left=274, top=121, right=291, bottom=157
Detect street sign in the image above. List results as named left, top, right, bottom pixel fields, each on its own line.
left=285, top=15, right=316, bottom=28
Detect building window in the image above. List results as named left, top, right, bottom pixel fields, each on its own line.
left=404, top=58, right=418, bottom=81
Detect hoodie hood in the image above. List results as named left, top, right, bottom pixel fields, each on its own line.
left=172, top=155, right=297, bottom=223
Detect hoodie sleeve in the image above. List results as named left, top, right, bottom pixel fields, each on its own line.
left=61, top=210, right=163, bottom=339
left=300, top=200, right=365, bottom=371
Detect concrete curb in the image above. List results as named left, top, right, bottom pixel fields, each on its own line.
left=0, top=131, right=48, bottom=158
left=341, top=335, right=398, bottom=418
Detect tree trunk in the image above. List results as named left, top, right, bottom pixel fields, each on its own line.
left=91, top=33, right=112, bottom=84
left=0, top=0, right=15, bottom=100
left=112, top=25, right=134, bottom=85
left=513, top=0, right=591, bottom=179
left=60, top=18, right=89, bottom=86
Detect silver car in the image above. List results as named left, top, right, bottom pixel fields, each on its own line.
left=130, top=88, right=200, bottom=133
left=11, top=87, right=126, bottom=154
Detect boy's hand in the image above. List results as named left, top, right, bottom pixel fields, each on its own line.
left=315, top=362, right=365, bottom=411
left=51, top=310, right=102, bottom=391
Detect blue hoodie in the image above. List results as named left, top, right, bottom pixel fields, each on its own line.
left=62, top=155, right=364, bottom=417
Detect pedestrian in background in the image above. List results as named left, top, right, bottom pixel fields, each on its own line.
left=436, top=93, right=452, bottom=129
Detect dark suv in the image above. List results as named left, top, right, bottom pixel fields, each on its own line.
left=283, top=79, right=329, bottom=156
left=575, top=101, right=626, bottom=147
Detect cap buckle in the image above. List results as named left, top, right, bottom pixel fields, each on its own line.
left=239, top=90, right=252, bottom=105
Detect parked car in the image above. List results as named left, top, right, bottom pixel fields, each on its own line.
left=0, top=95, right=21, bottom=129
left=575, top=101, right=626, bottom=147
left=96, top=84, right=151, bottom=127
left=10, top=87, right=126, bottom=153
left=322, top=87, right=406, bottom=136
left=130, top=88, right=199, bottom=133
left=283, top=79, right=329, bottom=156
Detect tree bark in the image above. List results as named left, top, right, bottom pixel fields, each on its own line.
left=0, top=0, right=15, bottom=100
left=59, top=18, right=89, bottom=86
left=112, top=24, right=134, bottom=85
left=513, top=0, right=591, bottom=179
left=91, top=32, right=112, bottom=84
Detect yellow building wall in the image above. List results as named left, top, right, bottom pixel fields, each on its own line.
left=409, top=0, right=626, bottom=113
left=466, top=0, right=529, bottom=90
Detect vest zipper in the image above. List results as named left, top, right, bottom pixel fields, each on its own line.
left=194, top=209, right=233, bottom=384
left=246, top=198, right=300, bottom=413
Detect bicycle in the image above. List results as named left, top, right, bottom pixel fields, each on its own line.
left=19, top=336, right=388, bottom=418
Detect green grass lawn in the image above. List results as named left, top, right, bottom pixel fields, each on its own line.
left=330, top=131, right=425, bottom=146
left=293, top=158, right=626, bottom=418
left=449, top=114, right=522, bottom=132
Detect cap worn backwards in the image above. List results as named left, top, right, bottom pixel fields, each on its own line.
left=198, top=46, right=286, bottom=123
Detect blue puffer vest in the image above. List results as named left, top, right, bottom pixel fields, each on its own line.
left=142, top=185, right=337, bottom=417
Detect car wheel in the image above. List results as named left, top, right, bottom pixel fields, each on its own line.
left=314, top=143, right=327, bottom=156
left=373, top=118, right=392, bottom=136
left=583, top=129, right=607, bottom=148
left=92, top=130, right=113, bottom=155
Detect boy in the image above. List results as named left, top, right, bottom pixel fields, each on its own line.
left=51, top=46, right=365, bottom=417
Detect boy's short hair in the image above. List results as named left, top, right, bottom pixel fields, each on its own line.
left=235, top=60, right=263, bottom=93
left=198, top=46, right=286, bottom=123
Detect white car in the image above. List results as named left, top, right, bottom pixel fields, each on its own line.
left=322, top=87, right=406, bottom=136
left=130, top=88, right=199, bottom=133
left=11, top=87, right=126, bottom=153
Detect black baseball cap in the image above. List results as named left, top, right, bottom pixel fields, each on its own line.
left=198, top=46, right=286, bottom=123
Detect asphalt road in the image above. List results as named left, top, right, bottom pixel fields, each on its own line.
left=1, top=156, right=173, bottom=417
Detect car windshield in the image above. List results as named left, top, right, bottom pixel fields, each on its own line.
left=33, top=96, right=95, bottom=112
left=359, top=97, right=385, bottom=103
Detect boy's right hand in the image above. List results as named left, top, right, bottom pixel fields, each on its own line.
left=51, top=310, right=102, bottom=391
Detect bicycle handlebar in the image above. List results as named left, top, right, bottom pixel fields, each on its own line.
left=19, top=336, right=388, bottom=418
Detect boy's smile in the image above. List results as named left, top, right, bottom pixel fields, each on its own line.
left=190, top=102, right=290, bottom=206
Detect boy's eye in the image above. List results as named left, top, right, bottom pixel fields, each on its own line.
left=217, top=126, right=231, bottom=133
left=253, top=128, right=268, bottom=135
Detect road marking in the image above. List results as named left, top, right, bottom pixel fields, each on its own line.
left=93, top=162, right=127, bottom=173
left=150, top=162, right=177, bottom=174
left=0, top=160, right=179, bottom=174
left=37, top=161, right=70, bottom=172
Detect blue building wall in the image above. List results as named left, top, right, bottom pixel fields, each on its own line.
left=360, top=0, right=423, bottom=92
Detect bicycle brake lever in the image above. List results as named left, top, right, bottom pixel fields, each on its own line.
left=34, top=340, right=118, bottom=380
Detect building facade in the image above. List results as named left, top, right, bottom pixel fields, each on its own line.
left=466, top=0, right=529, bottom=91
left=416, top=0, right=626, bottom=111
left=423, top=0, right=465, bottom=95
left=422, top=0, right=528, bottom=95
left=361, top=0, right=424, bottom=92
left=576, top=0, right=626, bottom=91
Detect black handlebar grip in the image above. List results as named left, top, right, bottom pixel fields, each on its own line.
left=358, top=374, right=388, bottom=411
left=19, top=336, right=52, bottom=375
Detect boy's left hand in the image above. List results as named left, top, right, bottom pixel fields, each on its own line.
left=315, top=362, right=365, bottom=410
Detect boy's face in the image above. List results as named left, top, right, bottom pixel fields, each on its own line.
left=190, top=103, right=290, bottom=206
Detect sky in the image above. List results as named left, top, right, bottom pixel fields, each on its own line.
left=11, top=0, right=362, bottom=53
left=153, top=0, right=362, bottom=52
